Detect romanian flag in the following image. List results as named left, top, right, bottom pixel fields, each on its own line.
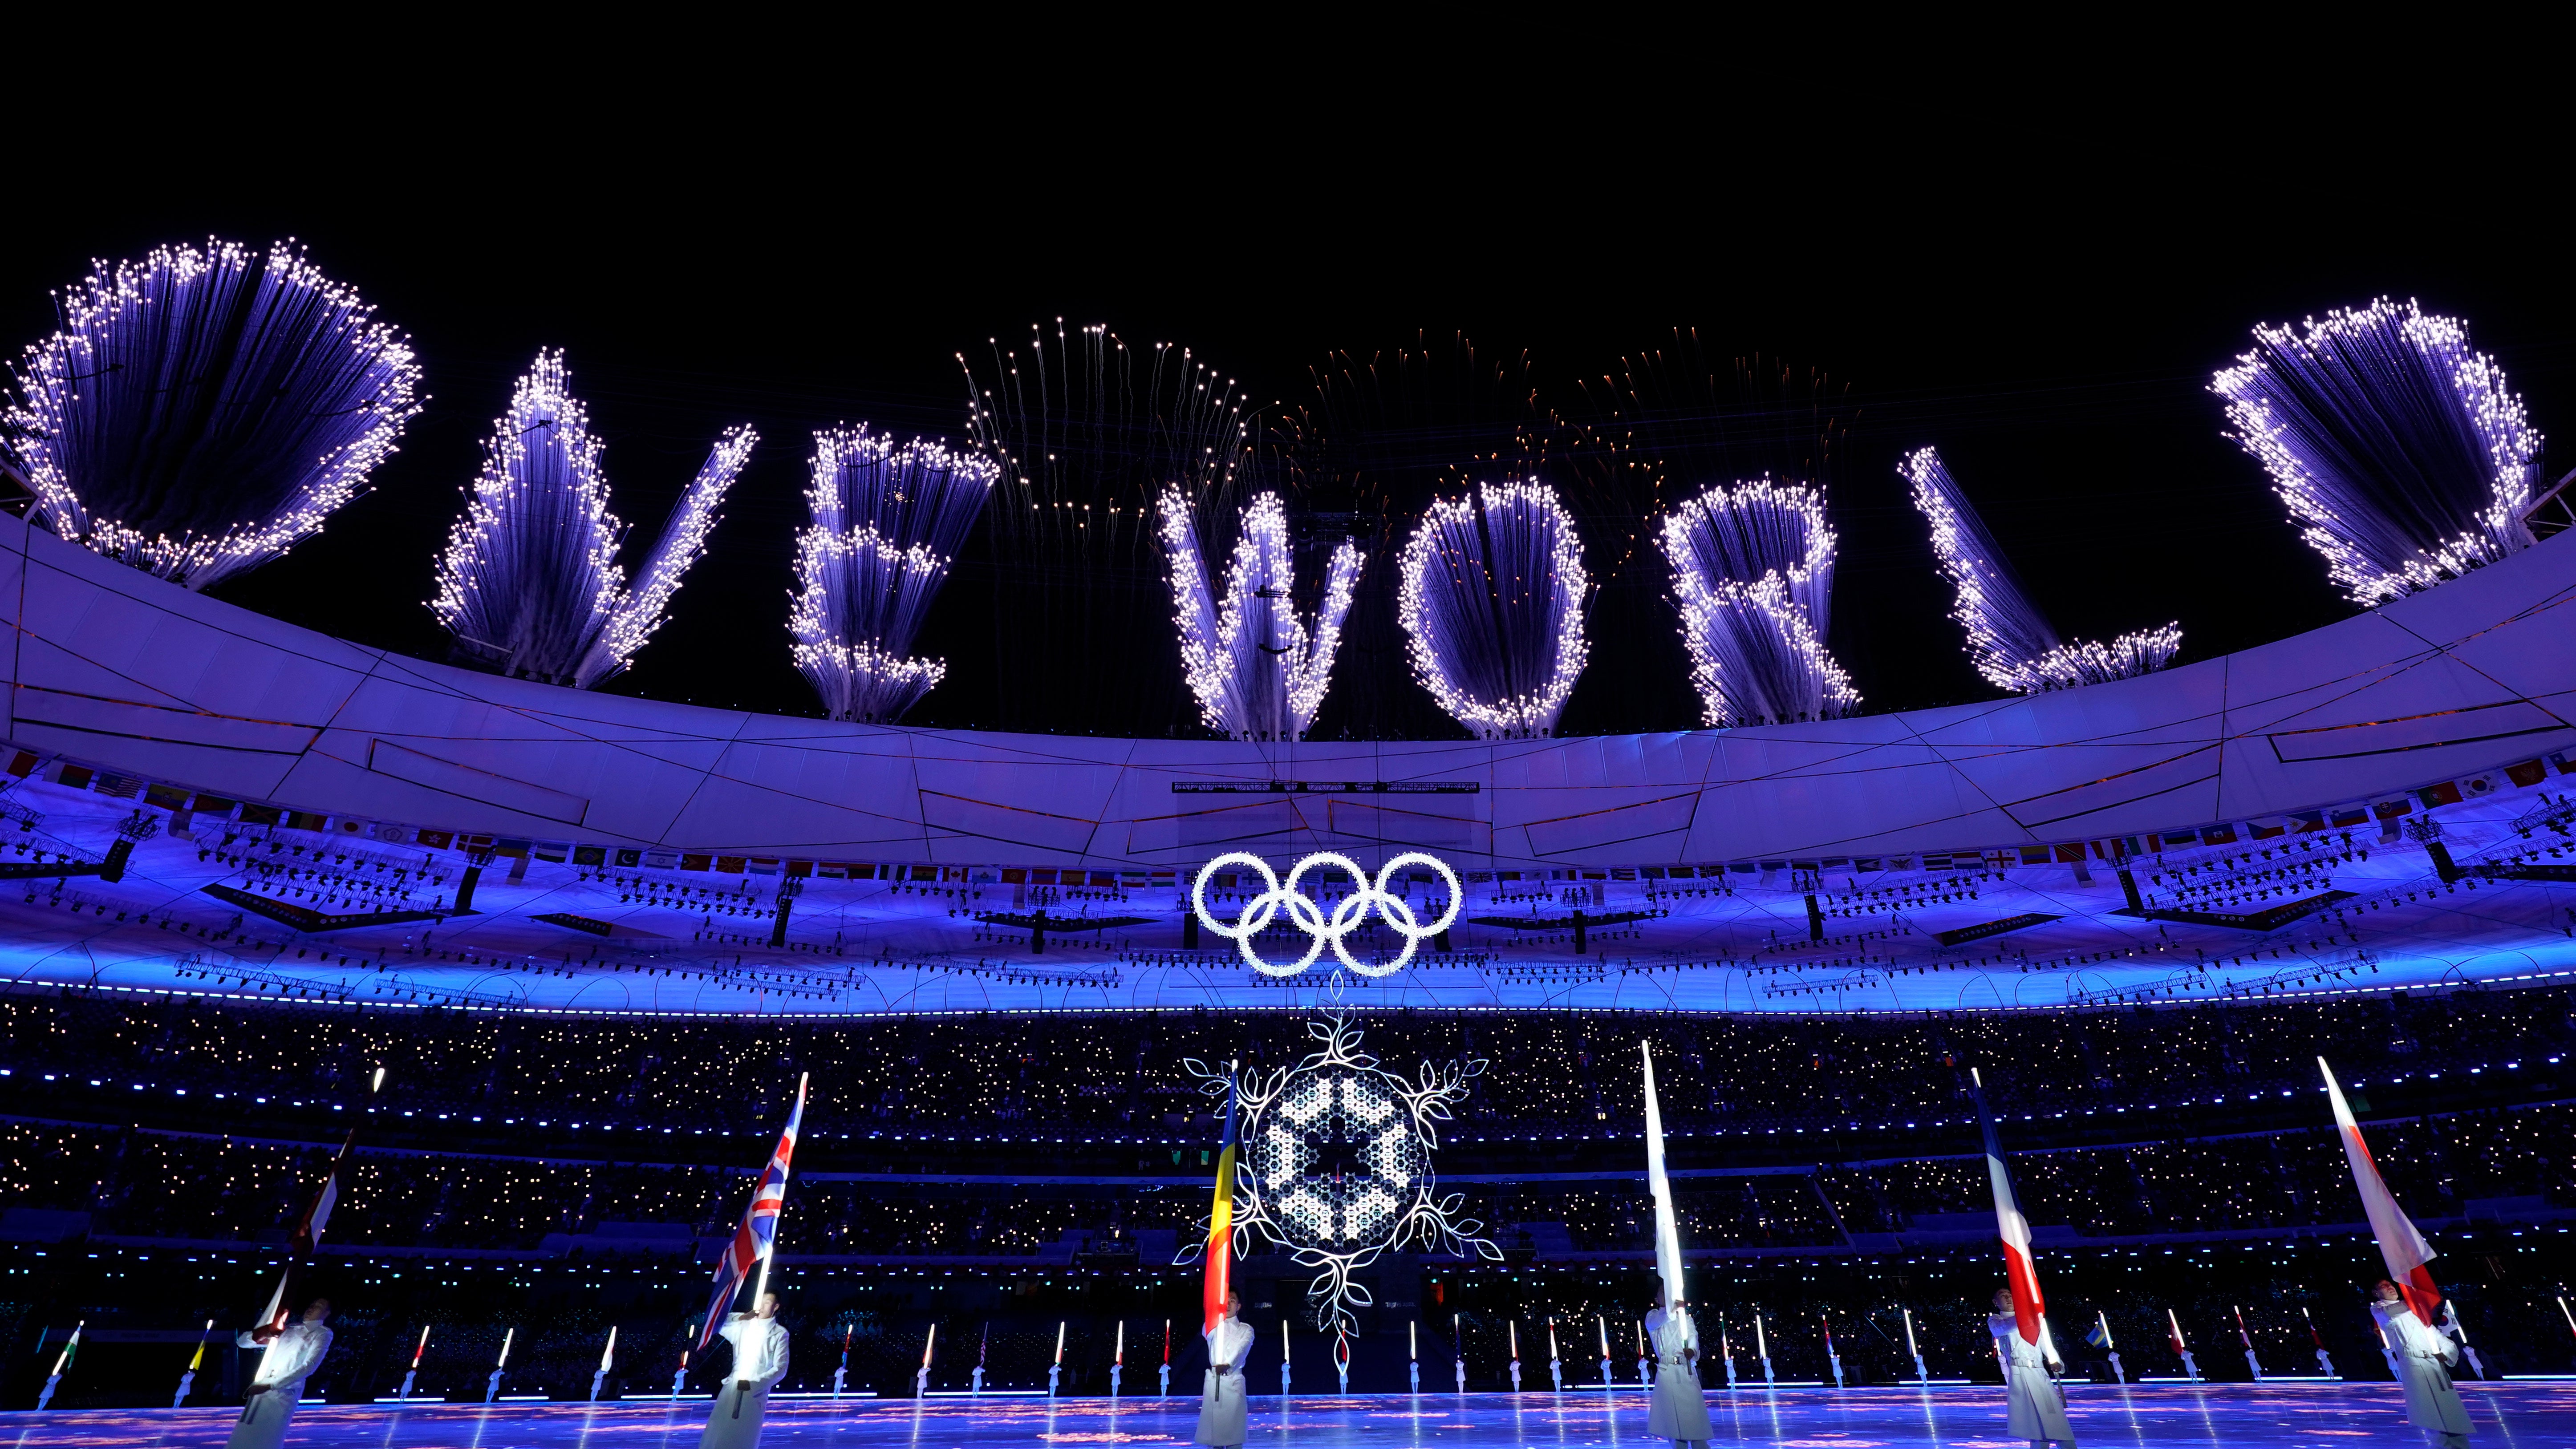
left=1202, top=1067, right=1239, bottom=1335
left=2320, top=1056, right=2444, bottom=1324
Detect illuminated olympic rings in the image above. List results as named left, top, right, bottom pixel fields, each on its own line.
left=1190, top=851, right=1464, bottom=978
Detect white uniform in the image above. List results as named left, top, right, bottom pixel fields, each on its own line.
left=2373, top=1300, right=2470, bottom=1447
left=1987, top=1313, right=2074, bottom=1444
left=1645, top=1308, right=1712, bottom=1446
left=700, top=1315, right=790, bottom=1449
left=1195, top=1316, right=1255, bottom=1447
left=227, top=1322, right=332, bottom=1449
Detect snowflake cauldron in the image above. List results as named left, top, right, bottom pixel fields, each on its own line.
left=1181, top=1016, right=1497, bottom=1341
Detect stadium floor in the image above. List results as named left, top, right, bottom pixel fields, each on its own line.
left=10, top=1381, right=2573, bottom=1446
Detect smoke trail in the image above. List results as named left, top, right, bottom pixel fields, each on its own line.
left=2212, top=297, right=2539, bottom=607
left=1397, top=479, right=1590, bottom=738
left=1902, top=447, right=2178, bottom=692
left=1156, top=490, right=1364, bottom=739
left=3, top=238, right=421, bottom=589
left=791, top=426, right=996, bottom=722
left=433, top=352, right=752, bottom=686
left=1657, top=477, right=1858, bottom=727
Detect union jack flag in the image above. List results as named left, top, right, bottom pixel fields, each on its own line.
left=696, top=1074, right=807, bottom=1352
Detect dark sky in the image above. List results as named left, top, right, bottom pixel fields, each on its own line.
left=8, top=158, right=2571, bottom=738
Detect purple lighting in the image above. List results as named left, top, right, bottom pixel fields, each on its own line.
left=1657, top=477, right=1858, bottom=727
left=1156, top=491, right=1363, bottom=740
left=1903, top=447, right=2179, bottom=692
left=791, top=425, right=997, bottom=723
left=2212, top=297, right=2541, bottom=607
left=4, top=238, right=422, bottom=590
left=433, top=351, right=753, bottom=687
left=1398, top=480, right=1590, bottom=739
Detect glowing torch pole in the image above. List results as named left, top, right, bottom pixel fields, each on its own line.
left=175, top=1319, right=215, bottom=1408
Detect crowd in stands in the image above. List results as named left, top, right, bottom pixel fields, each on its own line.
left=3, top=986, right=2568, bottom=1141
left=4, top=1101, right=2567, bottom=1256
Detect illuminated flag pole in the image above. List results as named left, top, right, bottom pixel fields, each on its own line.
left=1822, top=1313, right=1844, bottom=1389
left=398, top=1325, right=430, bottom=1401
left=1112, top=1320, right=1124, bottom=1400
left=2234, top=1306, right=2264, bottom=1382
left=590, top=1326, right=618, bottom=1402
left=1642, top=1043, right=1685, bottom=1311
left=918, top=1323, right=937, bottom=1397
left=35, top=1321, right=80, bottom=1410
left=486, top=1328, right=514, bottom=1403
left=832, top=1326, right=852, bottom=1400
left=2442, top=1302, right=2485, bottom=1380
left=1547, top=1318, right=1563, bottom=1392
left=1160, top=1320, right=1171, bottom=1397
left=1754, top=1308, right=1774, bottom=1388
left=2301, top=1307, right=2337, bottom=1378
left=1597, top=1315, right=1612, bottom=1389
left=174, top=1319, right=214, bottom=1407
left=2167, top=1310, right=2200, bottom=1381
left=671, top=1332, right=693, bottom=1401
left=1282, top=1320, right=1293, bottom=1397
left=2320, top=1057, right=2447, bottom=1328
left=1508, top=1321, right=1521, bottom=1391
left=1903, top=1308, right=1927, bottom=1386
left=1410, top=1320, right=1421, bottom=1393
left=1050, top=1322, right=1065, bottom=1397
left=2089, top=1311, right=2123, bottom=1384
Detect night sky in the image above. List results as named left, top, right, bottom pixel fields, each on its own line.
left=8, top=161, right=2571, bottom=740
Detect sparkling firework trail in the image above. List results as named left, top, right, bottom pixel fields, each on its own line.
left=3, top=238, right=421, bottom=589
left=432, top=351, right=752, bottom=687
left=1156, top=490, right=1364, bottom=740
left=1902, top=446, right=2178, bottom=692
left=2212, top=297, right=2539, bottom=607
left=791, top=425, right=996, bottom=722
left=962, top=322, right=1256, bottom=733
left=1397, top=479, right=1590, bottom=738
left=1657, top=477, right=1858, bottom=727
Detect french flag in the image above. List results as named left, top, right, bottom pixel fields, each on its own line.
left=1972, top=1068, right=2045, bottom=1345
left=698, top=1075, right=807, bottom=1352
left=2319, top=1057, right=2443, bottom=1324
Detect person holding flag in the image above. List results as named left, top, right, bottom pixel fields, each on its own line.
left=1641, top=1042, right=1712, bottom=1449
left=229, top=1301, right=332, bottom=1449
left=698, top=1073, right=805, bottom=1449
left=2324, top=1058, right=2470, bottom=1448
left=1196, top=1063, right=1254, bottom=1449
left=1971, top=1066, right=2073, bottom=1449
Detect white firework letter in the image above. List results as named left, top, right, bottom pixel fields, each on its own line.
left=1397, top=480, right=1590, bottom=739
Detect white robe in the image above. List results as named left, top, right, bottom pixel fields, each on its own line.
left=700, top=1316, right=790, bottom=1449
left=1988, top=1314, right=2074, bottom=1444
left=2373, top=1301, right=2470, bottom=1440
left=1645, top=1308, right=1712, bottom=1445
left=1195, top=1317, right=1255, bottom=1447
left=227, top=1323, right=332, bottom=1449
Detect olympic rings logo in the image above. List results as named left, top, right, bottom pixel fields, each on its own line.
left=1191, top=851, right=1464, bottom=978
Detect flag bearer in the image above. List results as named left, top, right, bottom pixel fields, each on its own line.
left=229, top=1299, right=333, bottom=1449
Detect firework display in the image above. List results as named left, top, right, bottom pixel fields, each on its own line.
left=3, top=239, right=421, bottom=589
left=1397, top=480, right=1590, bottom=738
left=432, top=352, right=754, bottom=687
left=1156, top=491, right=1364, bottom=740
left=1657, top=477, right=1858, bottom=727
left=2212, top=297, right=2541, bottom=607
left=1903, top=447, right=2181, bottom=692
left=962, top=323, right=1256, bottom=733
left=791, top=425, right=997, bottom=722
